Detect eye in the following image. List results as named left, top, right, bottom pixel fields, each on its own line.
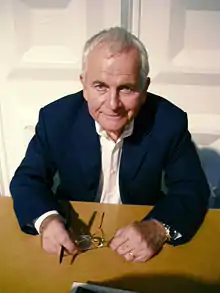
left=95, top=84, right=107, bottom=91
left=120, top=86, right=133, bottom=94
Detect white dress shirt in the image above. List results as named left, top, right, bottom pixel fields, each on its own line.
left=96, top=120, right=134, bottom=204
left=34, top=121, right=134, bottom=233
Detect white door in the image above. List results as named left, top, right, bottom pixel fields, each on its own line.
left=0, top=0, right=122, bottom=196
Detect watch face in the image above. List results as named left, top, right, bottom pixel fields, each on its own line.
left=169, top=229, right=175, bottom=240
left=170, top=227, right=181, bottom=241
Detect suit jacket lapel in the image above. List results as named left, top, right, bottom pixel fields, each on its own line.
left=120, top=94, right=158, bottom=182
left=120, top=133, right=152, bottom=182
left=67, top=100, right=101, bottom=196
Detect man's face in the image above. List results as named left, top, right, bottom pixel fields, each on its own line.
left=80, top=45, right=150, bottom=136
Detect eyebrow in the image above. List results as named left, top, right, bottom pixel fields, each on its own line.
left=92, top=80, right=137, bottom=89
left=92, top=80, right=107, bottom=86
left=118, top=83, right=136, bottom=88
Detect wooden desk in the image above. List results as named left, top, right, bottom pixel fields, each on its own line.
left=0, top=197, right=220, bottom=293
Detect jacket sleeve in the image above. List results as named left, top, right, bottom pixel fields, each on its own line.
left=144, top=113, right=210, bottom=245
left=10, top=108, right=60, bottom=235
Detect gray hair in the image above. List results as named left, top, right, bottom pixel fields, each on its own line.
left=81, top=27, right=149, bottom=88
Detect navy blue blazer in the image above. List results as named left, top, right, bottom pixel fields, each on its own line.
left=10, top=91, right=210, bottom=244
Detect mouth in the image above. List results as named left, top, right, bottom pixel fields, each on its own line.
left=105, top=114, right=119, bottom=117
left=103, top=112, right=125, bottom=117
left=104, top=114, right=123, bottom=120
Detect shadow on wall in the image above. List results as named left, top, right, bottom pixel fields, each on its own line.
left=88, top=273, right=220, bottom=293
left=197, top=147, right=220, bottom=209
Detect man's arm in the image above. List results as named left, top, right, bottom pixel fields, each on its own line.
left=10, top=108, right=60, bottom=234
left=109, top=113, right=210, bottom=262
left=144, top=112, right=210, bottom=245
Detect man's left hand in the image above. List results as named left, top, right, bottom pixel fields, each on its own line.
left=109, top=219, right=167, bottom=262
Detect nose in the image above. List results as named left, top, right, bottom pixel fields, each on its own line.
left=109, top=90, right=120, bottom=110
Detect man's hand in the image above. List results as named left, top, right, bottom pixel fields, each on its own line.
left=109, top=219, right=167, bottom=262
left=40, top=215, right=77, bottom=255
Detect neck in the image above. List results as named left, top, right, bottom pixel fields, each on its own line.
left=107, top=131, right=122, bottom=142
left=107, top=129, right=125, bottom=142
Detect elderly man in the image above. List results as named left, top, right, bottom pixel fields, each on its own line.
left=10, top=27, right=210, bottom=263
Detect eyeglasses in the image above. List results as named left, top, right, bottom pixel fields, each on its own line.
left=59, top=212, right=108, bottom=264
left=75, top=212, right=107, bottom=250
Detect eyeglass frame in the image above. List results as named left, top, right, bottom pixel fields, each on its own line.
left=59, top=211, right=108, bottom=264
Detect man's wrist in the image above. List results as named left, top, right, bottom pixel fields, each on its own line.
left=150, top=219, right=170, bottom=243
left=161, top=222, right=182, bottom=242
left=34, top=210, right=60, bottom=233
left=149, top=218, right=182, bottom=243
left=160, top=223, right=172, bottom=242
left=39, top=214, right=65, bottom=235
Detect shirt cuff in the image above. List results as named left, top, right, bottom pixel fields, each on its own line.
left=34, top=210, right=59, bottom=234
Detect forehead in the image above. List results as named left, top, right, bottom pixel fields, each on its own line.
left=85, top=44, right=141, bottom=80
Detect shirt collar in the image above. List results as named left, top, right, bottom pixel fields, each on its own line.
left=95, top=120, right=134, bottom=140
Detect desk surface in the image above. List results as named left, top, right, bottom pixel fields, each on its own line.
left=0, top=197, right=220, bottom=293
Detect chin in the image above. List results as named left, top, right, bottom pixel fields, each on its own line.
left=100, top=120, right=126, bottom=132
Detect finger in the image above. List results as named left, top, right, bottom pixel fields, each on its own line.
left=116, top=242, right=133, bottom=256
left=58, top=233, right=77, bottom=254
left=133, top=254, right=151, bottom=263
left=42, top=230, right=61, bottom=254
left=132, top=249, right=153, bottom=263
left=115, top=228, right=125, bottom=237
left=122, top=246, right=149, bottom=262
left=60, top=245, right=79, bottom=258
left=109, top=235, right=128, bottom=251
left=124, top=251, right=137, bottom=262
left=43, top=238, right=60, bottom=254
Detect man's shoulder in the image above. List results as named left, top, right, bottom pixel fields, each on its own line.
left=38, top=90, right=86, bottom=132
left=148, top=92, right=185, bottom=116
left=148, top=92, right=187, bottom=128
left=135, top=92, right=188, bottom=139
left=42, top=90, right=84, bottom=115
left=40, top=90, right=86, bottom=126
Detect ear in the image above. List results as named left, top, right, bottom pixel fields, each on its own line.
left=145, top=77, right=151, bottom=91
left=79, top=74, right=88, bottom=101
left=140, top=77, right=151, bottom=104
left=80, top=74, right=84, bottom=86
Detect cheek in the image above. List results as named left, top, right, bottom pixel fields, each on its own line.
left=123, top=97, right=141, bottom=114
left=86, top=91, right=104, bottom=114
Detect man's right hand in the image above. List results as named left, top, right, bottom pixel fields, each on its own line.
left=40, top=215, right=77, bottom=255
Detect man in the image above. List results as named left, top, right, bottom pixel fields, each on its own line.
left=10, top=27, right=210, bottom=263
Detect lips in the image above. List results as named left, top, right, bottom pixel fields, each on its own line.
left=103, top=112, right=125, bottom=117
left=105, top=114, right=119, bottom=117
left=104, top=114, right=123, bottom=120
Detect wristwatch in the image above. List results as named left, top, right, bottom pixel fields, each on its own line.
left=162, top=223, right=182, bottom=243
